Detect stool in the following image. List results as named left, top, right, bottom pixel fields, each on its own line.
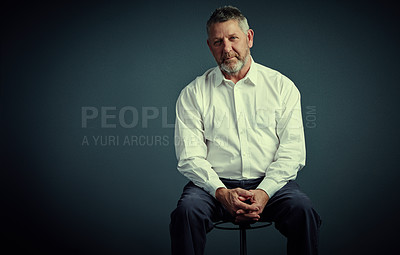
left=214, top=221, right=272, bottom=255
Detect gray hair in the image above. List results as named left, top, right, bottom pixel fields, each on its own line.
left=206, top=6, right=250, bottom=36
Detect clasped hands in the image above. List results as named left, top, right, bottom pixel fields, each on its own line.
left=215, top=187, right=270, bottom=223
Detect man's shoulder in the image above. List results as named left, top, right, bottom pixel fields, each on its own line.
left=181, top=66, right=218, bottom=92
left=254, top=62, right=296, bottom=87
left=254, top=62, right=286, bottom=80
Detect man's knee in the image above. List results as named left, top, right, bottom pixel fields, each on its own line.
left=173, top=194, right=202, bottom=217
left=171, top=187, right=215, bottom=224
left=288, top=192, right=314, bottom=213
left=275, top=189, right=321, bottom=231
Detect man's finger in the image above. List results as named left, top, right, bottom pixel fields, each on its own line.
left=235, top=215, right=259, bottom=223
left=236, top=212, right=260, bottom=221
left=238, top=201, right=259, bottom=212
left=242, top=212, right=260, bottom=219
left=236, top=209, right=246, bottom=214
left=238, top=196, right=247, bottom=201
left=236, top=208, right=259, bottom=215
left=235, top=188, right=254, bottom=198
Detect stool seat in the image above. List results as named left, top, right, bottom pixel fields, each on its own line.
left=214, top=221, right=272, bottom=255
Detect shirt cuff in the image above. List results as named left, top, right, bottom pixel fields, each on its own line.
left=203, top=178, right=226, bottom=198
left=256, top=178, right=287, bottom=198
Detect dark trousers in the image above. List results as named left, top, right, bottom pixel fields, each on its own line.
left=170, top=179, right=321, bottom=255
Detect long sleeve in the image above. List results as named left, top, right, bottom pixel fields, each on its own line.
left=256, top=77, right=306, bottom=198
left=174, top=85, right=226, bottom=197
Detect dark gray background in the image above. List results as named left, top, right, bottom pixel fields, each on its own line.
left=2, top=0, right=399, bottom=254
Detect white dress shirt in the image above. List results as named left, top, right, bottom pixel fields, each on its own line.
left=174, top=58, right=306, bottom=198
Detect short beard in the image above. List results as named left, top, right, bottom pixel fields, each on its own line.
left=219, top=49, right=250, bottom=75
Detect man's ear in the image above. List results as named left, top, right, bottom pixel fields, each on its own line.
left=207, top=39, right=212, bottom=51
left=247, top=29, right=254, bottom=48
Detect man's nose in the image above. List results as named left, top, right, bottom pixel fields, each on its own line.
left=223, top=39, right=232, bottom=53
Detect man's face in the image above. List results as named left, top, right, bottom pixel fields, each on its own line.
left=207, top=19, right=254, bottom=75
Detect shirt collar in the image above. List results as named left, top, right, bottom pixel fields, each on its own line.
left=213, top=56, right=258, bottom=87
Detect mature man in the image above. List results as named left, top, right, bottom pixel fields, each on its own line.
left=170, top=6, right=321, bottom=255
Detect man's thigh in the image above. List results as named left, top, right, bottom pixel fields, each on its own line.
left=260, top=181, right=316, bottom=222
left=175, top=182, right=230, bottom=224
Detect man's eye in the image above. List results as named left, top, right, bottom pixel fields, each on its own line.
left=230, top=36, right=238, bottom=40
left=214, top=40, right=222, bottom=46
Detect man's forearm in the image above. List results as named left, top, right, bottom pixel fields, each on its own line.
left=177, top=157, right=226, bottom=197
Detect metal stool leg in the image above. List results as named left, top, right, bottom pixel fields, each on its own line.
left=214, top=221, right=271, bottom=255
left=240, top=225, right=247, bottom=255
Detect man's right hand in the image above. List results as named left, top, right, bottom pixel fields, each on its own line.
left=215, top=187, right=259, bottom=218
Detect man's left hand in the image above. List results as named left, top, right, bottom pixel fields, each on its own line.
left=235, top=189, right=269, bottom=223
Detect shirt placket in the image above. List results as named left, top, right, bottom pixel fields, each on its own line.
left=233, top=82, right=251, bottom=178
